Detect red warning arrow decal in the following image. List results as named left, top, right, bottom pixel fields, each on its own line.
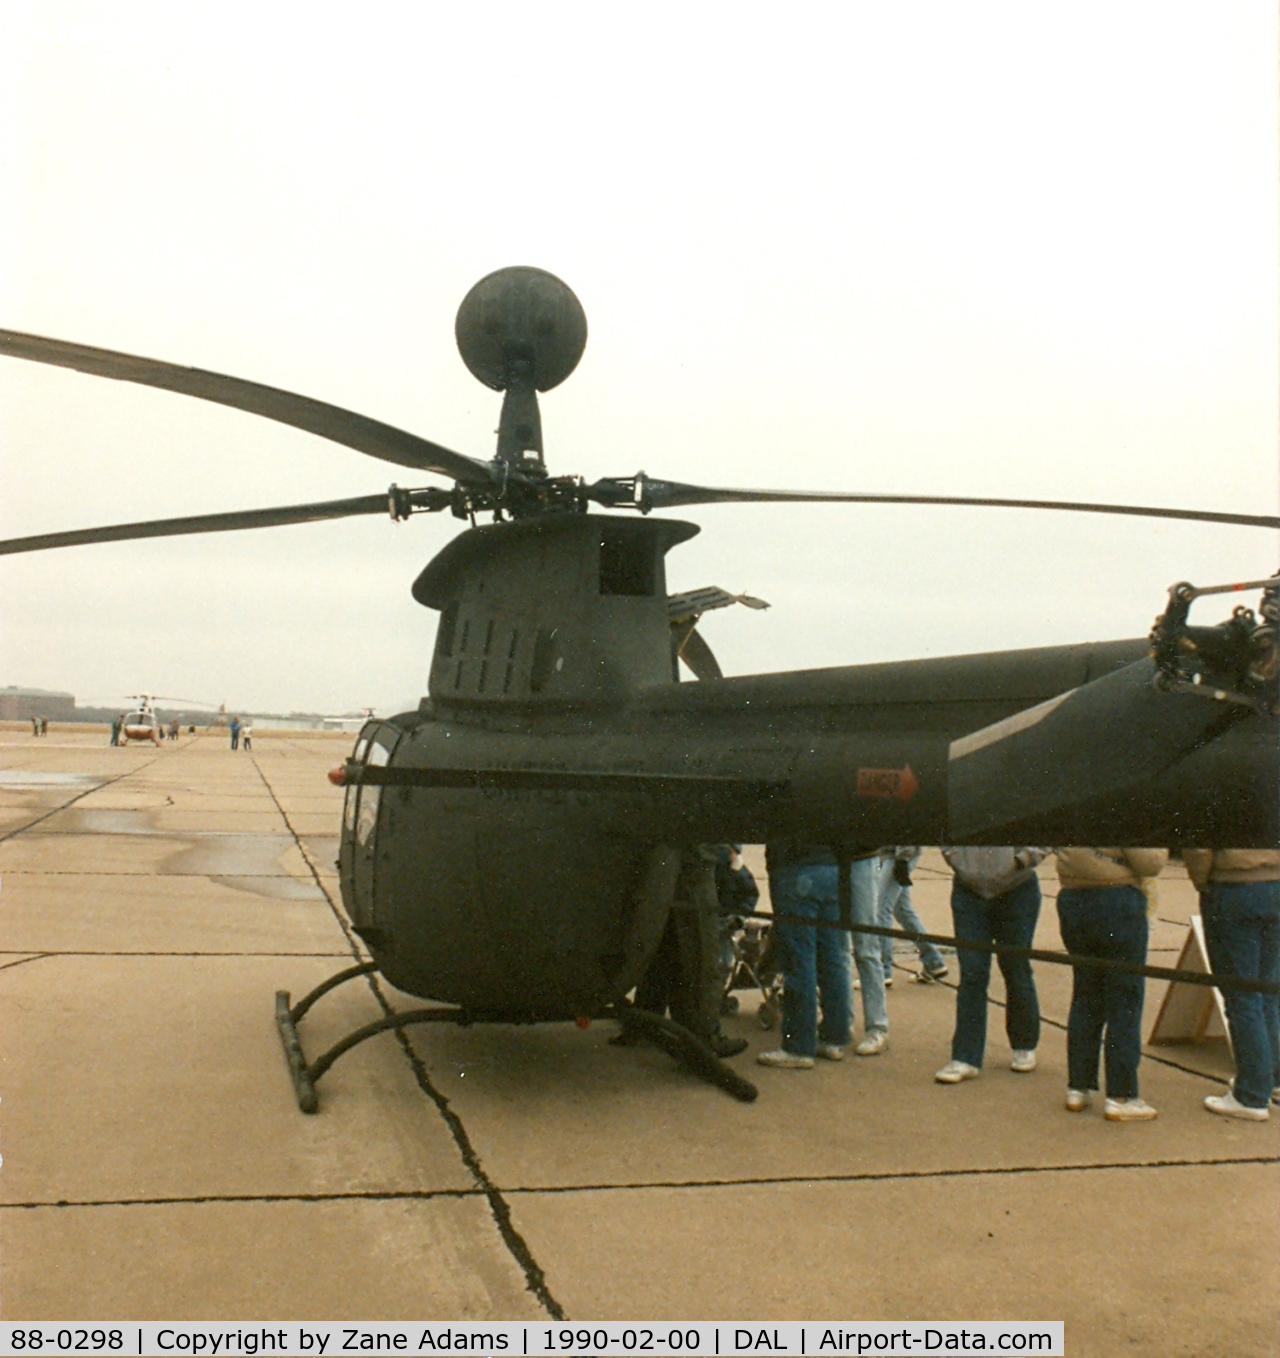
left=856, top=765, right=919, bottom=800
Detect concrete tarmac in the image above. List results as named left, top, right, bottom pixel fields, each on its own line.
left=1, top=727, right=1276, bottom=1353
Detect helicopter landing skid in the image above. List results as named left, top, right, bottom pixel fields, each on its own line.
left=275, top=964, right=474, bottom=1113
left=275, top=964, right=758, bottom=1111
left=605, top=1002, right=758, bottom=1103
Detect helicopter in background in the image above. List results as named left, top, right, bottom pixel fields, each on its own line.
left=117, top=693, right=223, bottom=743
left=1, top=266, right=1276, bottom=1106
left=118, top=695, right=164, bottom=745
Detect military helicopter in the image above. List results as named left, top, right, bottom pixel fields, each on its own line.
left=2, top=267, right=1276, bottom=1106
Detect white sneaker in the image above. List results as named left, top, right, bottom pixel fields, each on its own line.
left=884, top=974, right=894, bottom=988
left=815, top=1043, right=845, bottom=1061
left=756, top=1049, right=814, bottom=1069
left=856, top=1030, right=888, bottom=1056
left=1065, top=1089, right=1091, bottom=1112
left=935, top=1059, right=981, bottom=1083
left=1010, top=1049, right=1037, bottom=1073
left=1204, top=1091, right=1269, bottom=1121
left=1104, top=1097, right=1157, bottom=1122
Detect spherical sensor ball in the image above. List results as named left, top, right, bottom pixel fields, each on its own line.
left=455, top=266, right=587, bottom=392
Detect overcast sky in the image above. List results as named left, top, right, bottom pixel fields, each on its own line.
left=1, top=3, right=1276, bottom=715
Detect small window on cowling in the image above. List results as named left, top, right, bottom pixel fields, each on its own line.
left=599, top=524, right=656, bottom=596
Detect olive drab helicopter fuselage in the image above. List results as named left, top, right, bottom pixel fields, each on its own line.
left=2, top=266, right=1276, bottom=1099
left=337, top=510, right=1275, bottom=1021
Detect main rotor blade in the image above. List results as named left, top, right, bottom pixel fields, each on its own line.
left=0, top=329, right=496, bottom=486
left=592, top=477, right=1280, bottom=529
left=0, top=494, right=400, bottom=555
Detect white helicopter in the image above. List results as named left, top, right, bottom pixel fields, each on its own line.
left=119, top=696, right=164, bottom=745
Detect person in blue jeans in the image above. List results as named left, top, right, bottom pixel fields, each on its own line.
left=757, top=844, right=852, bottom=1069
left=1055, top=848, right=1168, bottom=1121
left=935, top=847, right=1049, bottom=1083
left=877, top=847, right=948, bottom=985
left=1185, top=849, right=1280, bottom=1121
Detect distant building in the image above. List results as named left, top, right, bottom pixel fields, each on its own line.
left=0, top=686, right=76, bottom=721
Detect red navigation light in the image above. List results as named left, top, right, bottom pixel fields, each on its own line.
left=327, top=765, right=347, bottom=787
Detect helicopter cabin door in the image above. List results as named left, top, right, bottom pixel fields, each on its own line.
left=340, top=720, right=404, bottom=943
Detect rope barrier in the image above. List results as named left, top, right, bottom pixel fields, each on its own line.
left=751, top=911, right=1279, bottom=996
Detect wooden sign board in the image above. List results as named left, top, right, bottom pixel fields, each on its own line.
left=1147, top=915, right=1231, bottom=1051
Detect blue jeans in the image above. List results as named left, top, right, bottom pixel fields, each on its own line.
left=877, top=852, right=946, bottom=978
left=1057, top=886, right=1147, bottom=1099
left=1201, top=881, right=1280, bottom=1110
left=850, top=856, right=888, bottom=1034
left=771, top=863, right=852, bottom=1057
left=950, top=877, right=1041, bottom=1067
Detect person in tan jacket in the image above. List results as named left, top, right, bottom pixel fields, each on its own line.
left=1054, top=848, right=1168, bottom=1122
left=1183, top=849, right=1279, bottom=1121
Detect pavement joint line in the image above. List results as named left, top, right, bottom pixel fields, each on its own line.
left=0, top=953, right=53, bottom=972
left=498, top=1154, right=1280, bottom=1196
left=16, top=831, right=302, bottom=838
left=4, top=1154, right=1274, bottom=1213
left=0, top=950, right=358, bottom=959
left=3, top=1188, right=484, bottom=1211
left=0, top=871, right=316, bottom=877
left=0, top=753, right=167, bottom=843
left=249, top=752, right=568, bottom=1323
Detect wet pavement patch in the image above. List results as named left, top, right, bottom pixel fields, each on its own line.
left=209, top=874, right=326, bottom=901
left=32, top=809, right=158, bottom=835
left=162, top=834, right=299, bottom=878
left=300, top=834, right=340, bottom=866
left=0, top=770, right=104, bottom=791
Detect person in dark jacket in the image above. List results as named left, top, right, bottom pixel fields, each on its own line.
left=713, top=844, right=759, bottom=1005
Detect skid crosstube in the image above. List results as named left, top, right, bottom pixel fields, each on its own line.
left=274, top=963, right=757, bottom=1111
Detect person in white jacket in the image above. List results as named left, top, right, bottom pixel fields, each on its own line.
left=1055, top=848, right=1168, bottom=1122
left=935, top=847, right=1049, bottom=1083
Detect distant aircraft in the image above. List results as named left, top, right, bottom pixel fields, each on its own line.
left=120, top=696, right=163, bottom=745
left=321, top=707, right=375, bottom=731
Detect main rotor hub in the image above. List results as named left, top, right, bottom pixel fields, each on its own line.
left=455, top=266, right=587, bottom=393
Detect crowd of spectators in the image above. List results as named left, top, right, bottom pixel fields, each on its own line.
left=716, top=842, right=1279, bottom=1123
